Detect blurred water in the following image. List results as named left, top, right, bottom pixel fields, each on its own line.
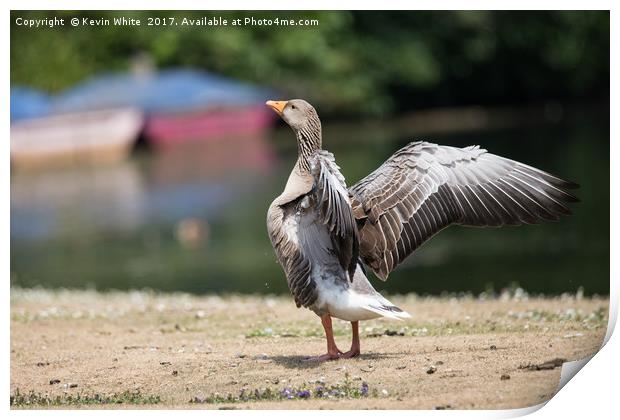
left=10, top=116, right=609, bottom=295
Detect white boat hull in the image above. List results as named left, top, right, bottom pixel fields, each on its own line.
left=11, top=108, right=143, bottom=169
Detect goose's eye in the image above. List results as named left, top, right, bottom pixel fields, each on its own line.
left=291, top=105, right=296, bottom=110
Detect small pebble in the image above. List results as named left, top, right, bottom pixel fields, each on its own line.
left=381, top=389, right=389, bottom=396
left=384, top=329, right=404, bottom=336
left=490, top=345, right=497, bottom=350
left=436, top=361, right=444, bottom=365
left=427, top=365, right=437, bottom=374
left=49, top=379, right=60, bottom=385
left=501, top=374, right=511, bottom=380
left=236, top=353, right=246, bottom=359
left=172, top=370, right=179, bottom=376
left=192, top=395, right=206, bottom=403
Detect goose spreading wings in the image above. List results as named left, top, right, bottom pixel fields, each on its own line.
left=266, top=99, right=577, bottom=361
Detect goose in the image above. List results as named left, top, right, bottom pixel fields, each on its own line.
left=265, top=99, right=578, bottom=361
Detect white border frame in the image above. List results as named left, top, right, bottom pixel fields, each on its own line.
left=3, top=2, right=616, bottom=419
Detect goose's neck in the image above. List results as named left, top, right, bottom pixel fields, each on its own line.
left=295, top=120, right=322, bottom=173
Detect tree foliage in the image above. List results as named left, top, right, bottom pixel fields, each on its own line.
left=11, top=11, right=609, bottom=116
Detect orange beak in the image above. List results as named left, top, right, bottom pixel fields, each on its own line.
left=266, top=100, right=288, bottom=116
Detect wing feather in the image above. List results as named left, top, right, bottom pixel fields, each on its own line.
left=349, top=141, right=578, bottom=280
left=309, top=150, right=359, bottom=280
left=267, top=201, right=317, bottom=308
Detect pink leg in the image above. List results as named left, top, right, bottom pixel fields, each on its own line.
left=341, top=321, right=361, bottom=358
left=303, top=315, right=342, bottom=362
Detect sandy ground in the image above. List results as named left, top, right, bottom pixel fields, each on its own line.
left=10, top=289, right=608, bottom=410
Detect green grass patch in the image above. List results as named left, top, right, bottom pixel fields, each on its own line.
left=10, top=389, right=162, bottom=407
left=191, top=374, right=378, bottom=404
left=506, top=306, right=608, bottom=325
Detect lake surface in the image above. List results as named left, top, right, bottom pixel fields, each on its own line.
left=11, top=112, right=610, bottom=296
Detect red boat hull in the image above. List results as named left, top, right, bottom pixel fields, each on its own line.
left=144, top=105, right=275, bottom=146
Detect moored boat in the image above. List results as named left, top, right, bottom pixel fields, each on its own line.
left=53, top=69, right=275, bottom=146
left=144, top=105, right=274, bottom=146
left=11, top=108, right=143, bottom=169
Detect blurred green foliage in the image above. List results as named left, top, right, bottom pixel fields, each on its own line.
left=11, top=10, right=609, bottom=116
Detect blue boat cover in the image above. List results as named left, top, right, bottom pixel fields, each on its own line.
left=11, top=87, right=51, bottom=121
left=53, top=69, right=273, bottom=115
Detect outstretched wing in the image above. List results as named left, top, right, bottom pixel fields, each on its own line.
left=349, top=141, right=578, bottom=281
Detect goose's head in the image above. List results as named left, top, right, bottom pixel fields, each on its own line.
left=266, top=99, right=321, bottom=134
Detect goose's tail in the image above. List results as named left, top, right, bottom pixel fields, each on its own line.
left=349, top=264, right=411, bottom=321
left=365, top=297, right=411, bottom=321
left=365, top=304, right=411, bottom=320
